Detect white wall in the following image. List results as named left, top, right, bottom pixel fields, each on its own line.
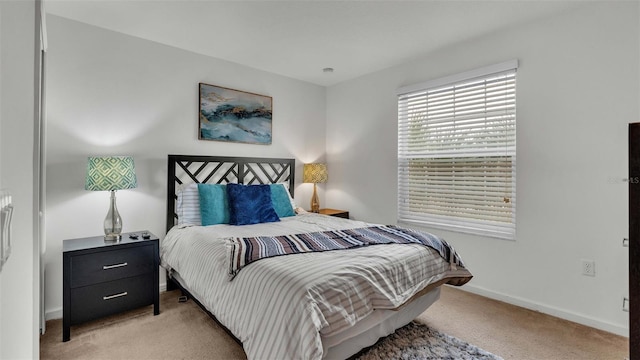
left=44, top=15, right=326, bottom=319
left=326, top=2, right=638, bottom=336
left=0, top=0, right=39, bottom=358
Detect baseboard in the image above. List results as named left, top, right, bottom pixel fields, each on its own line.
left=46, top=308, right=62, bottom=321
left=45, top=283, right=169, bottom=321
left=458, top=284, right=628, bottom=337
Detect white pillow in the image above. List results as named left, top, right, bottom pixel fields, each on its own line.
left=176, top=183, right=202, bottom=226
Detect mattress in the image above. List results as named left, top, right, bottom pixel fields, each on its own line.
left=161, top=213, right=472, bottom=360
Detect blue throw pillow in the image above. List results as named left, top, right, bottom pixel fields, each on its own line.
left=197, top=184, right=230, bottom=226
left=270, top=184, right=296, bottom=218
left=227, top=183, right=280, bottom=225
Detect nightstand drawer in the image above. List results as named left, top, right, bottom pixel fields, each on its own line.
left=70, top=274, right=154, bottom=325
left=330, top=212, right=349, bottom=219
left=70, top=245, right=154, bottom=288
left=318, top=208, right=349, bottom=219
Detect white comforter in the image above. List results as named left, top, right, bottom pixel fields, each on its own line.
left=161, top=213, right=472, bottom=360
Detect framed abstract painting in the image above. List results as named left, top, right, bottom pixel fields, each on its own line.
left=199, top=83, right=273, bottom=145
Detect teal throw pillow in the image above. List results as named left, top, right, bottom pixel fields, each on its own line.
left=270, top=184, right=296, bottom=218
left=197, top=183, right=230, bottom=226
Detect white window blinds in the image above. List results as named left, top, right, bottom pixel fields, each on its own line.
left=397, top=60, right=517, bottom=240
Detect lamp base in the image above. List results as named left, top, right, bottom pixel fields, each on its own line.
left=104, top=190, right=123, bottom=242
left=104, top=234, right=122, bottom=242
left=310, top=183, right=320, bottom=213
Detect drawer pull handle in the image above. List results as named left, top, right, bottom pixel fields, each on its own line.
left=103, top=292, right=128, bottom=300
left=103, top=262, right=128, bottom=270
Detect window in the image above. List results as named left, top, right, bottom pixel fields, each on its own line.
left=397, top=60, right=517, bottom=240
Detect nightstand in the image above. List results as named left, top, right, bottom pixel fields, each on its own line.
left=62, top=231, right=159, bottom=342
left=318, top=208, right=349, bottom=219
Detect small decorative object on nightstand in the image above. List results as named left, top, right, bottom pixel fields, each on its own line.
left=303, top=163, right=328, bottom=213
left=62, top=231, right=159, bottom=342
left=318, top=208, right=349, bottom=219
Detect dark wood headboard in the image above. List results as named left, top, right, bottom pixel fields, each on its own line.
left=166, top=155, right=296, bottom=233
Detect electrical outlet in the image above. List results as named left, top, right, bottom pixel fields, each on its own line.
left=582, top=259, right=596, bottom=277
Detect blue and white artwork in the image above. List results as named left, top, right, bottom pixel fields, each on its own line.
left=199, top=83, right=272, bottom=144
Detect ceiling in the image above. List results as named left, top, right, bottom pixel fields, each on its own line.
left=45, top=0, right=586, bottom=87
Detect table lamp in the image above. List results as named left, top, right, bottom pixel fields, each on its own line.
left=303, top=163, right=328, bottom=213
left=85, top=156, right=137, bottom=241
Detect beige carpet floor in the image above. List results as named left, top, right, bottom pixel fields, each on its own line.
left=41, top=286, right=628, bottom=360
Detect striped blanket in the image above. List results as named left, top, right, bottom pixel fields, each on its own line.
left=227, top=225, right=464, bottom=279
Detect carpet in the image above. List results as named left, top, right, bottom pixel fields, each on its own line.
left=355, top=321, right=503, bottom=360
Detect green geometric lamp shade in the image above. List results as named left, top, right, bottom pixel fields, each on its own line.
left=85, top=156, right=137, bottom=191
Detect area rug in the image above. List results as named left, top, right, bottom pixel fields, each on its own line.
left=354, top=321, right=503, bottom=360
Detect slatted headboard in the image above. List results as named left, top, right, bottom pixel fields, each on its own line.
left=166, top=155, right=296, bottom=233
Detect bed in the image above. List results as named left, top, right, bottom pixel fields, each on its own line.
left=161, top=155, right=473, bottom=360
